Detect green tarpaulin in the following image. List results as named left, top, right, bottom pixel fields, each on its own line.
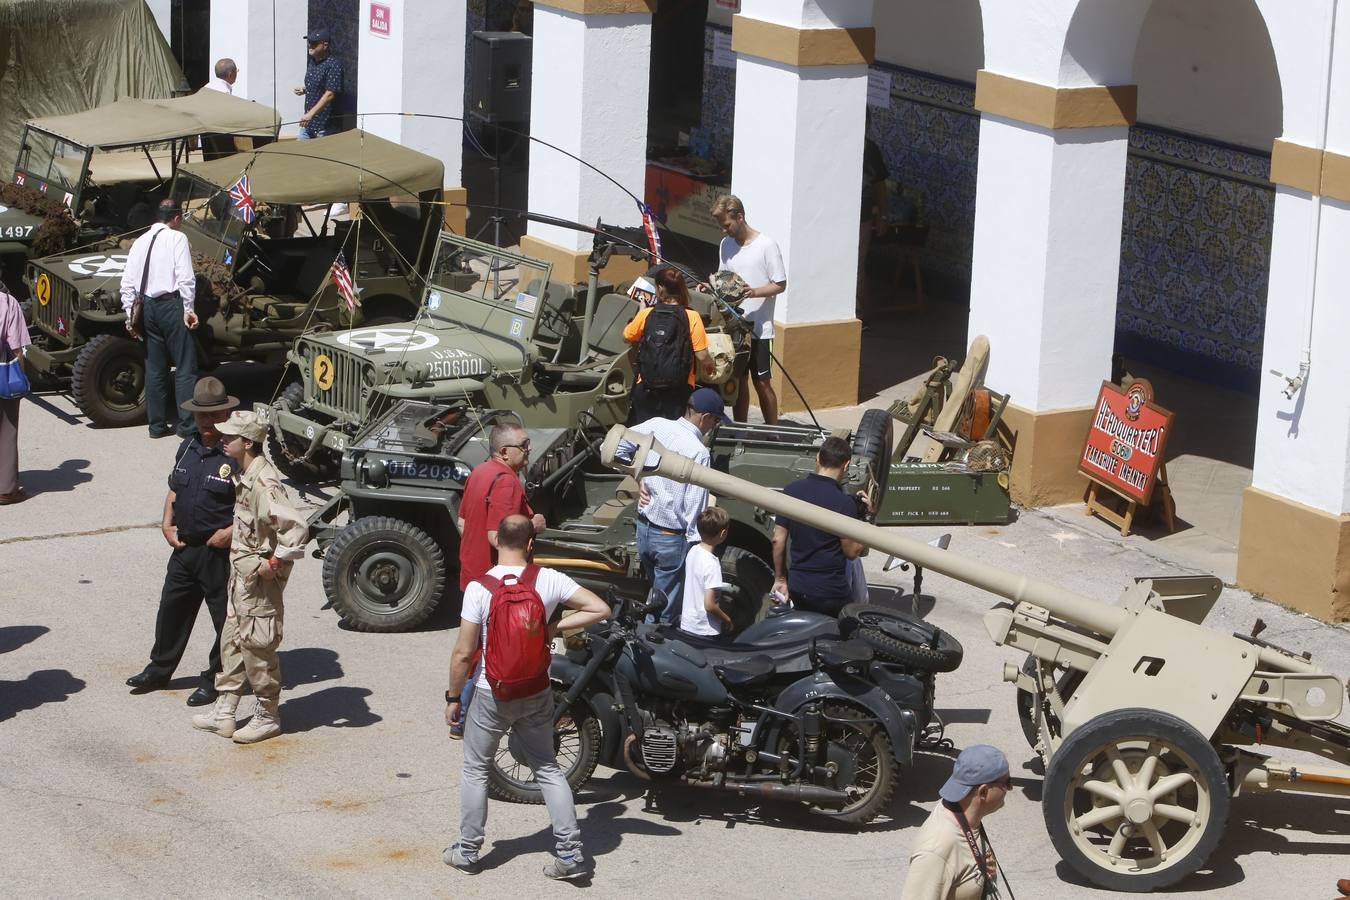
left=0, top=0, right=183, bottom=171
left=26, top=91, right=280, bottom=149
left=181, top=130, right=446, bottom=203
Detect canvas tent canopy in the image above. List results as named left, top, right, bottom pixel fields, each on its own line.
left=179, top=130, right=446, bottom=204
left=25, top=92, right=280, bottom=149
left=0, top=0, right=183, bottom=170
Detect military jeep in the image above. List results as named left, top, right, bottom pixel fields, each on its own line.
left=258, top=225, right=753, bottom=478
left=22, top=129, right=445, bottom=427
left=305, top=398, right=894, bottom=633
left=2, top=91, right=280, bottom=297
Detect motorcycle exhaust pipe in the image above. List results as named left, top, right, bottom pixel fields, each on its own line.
left=625, top=735, right=848, bottom=807
left=623, top=734, right=652, bottom=782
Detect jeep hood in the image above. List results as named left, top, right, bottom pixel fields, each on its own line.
left=301, top=322, right=531, bottom=374
left=0, top=205, right=45, bottom=247
left=31, top=249, right=128, bottom=295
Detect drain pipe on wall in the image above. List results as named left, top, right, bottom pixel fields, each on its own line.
left=1276, top=0, right=1339, bottom=399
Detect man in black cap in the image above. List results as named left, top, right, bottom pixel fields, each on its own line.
left=294, top=27, right=343, bottom=139
left=126, top=376, right=240, bottom=706
left=120, top=198, right=198, bottom=438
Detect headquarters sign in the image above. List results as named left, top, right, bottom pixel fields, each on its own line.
left=1078, top=380, right=1173, bottom=504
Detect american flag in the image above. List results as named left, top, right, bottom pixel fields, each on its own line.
left=331, top=250, right=359, bottom=310
left=637, top=200, right=663, bottom=262
left=228, top=175, right=256, bottom=224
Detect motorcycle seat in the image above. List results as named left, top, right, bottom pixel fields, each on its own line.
left=714, top=654, right=776, bottom=688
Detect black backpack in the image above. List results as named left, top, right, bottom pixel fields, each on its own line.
left=638, top=304, right=693, bottom=389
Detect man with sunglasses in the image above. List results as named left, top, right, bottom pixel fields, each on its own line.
left=458, top=423, right=548, bottom=594
left=902, top=744, right=1012, bottom=899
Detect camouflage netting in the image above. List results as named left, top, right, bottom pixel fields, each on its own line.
left=193, top=253, right=246, bottom=321
left=0, top=0, right=184, bottom=170
left=0, top=182, right=77, bottom=255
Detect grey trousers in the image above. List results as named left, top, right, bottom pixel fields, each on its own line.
left=455, top=686, right=583, bottom=864
left=0, top=396, right=17, bottom=495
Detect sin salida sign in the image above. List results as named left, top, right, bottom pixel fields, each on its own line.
left=1078, top=380, right=1174, bottom=504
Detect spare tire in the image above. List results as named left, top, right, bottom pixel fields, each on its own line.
left=839, top=603, right=963, bottom=673
left=845, top=408, right=893, bottom=512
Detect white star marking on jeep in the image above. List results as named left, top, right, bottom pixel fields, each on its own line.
left=67, top=254, right=129, bottom=277
left=334, top=327, right=439, bottom=352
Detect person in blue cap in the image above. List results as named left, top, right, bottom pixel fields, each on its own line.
left=901, top=744, right=1011, bottom=900
left=294, top=27, right=343, bottom=139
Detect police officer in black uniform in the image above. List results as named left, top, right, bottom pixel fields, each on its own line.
left=126, top=377, right=240, bottom=706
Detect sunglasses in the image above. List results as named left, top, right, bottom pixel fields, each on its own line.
left=501, top=442, right=531, bottom=452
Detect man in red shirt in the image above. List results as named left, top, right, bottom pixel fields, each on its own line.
left=457, top=423, right=547, bottom=591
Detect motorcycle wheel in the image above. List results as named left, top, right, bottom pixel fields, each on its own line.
left=801, top=702, right=898, bottom=827
left=839, top=603, right=964, bottom=673
left=486, top=690, right=602, bottom=804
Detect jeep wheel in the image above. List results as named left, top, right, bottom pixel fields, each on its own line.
left=323, top=516, right=447, bottom=632
left=71, top=334, right=146, bottom=427
left=845, top=408, right=893, bottom=510
left=265, top=381, right=339, bottom=482
left=719, top=546, right=775, bottom=633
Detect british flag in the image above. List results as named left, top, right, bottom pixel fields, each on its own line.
left=228, top=175, right=256, bottom=224
left=331, top=250, right=359, bottom=310
left=637, top=200, right=663, bottom=262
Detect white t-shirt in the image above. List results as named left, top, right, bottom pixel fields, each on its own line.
left=680, top=545, right=726, bottom=636
left=461, top=564, right=581, bottom=690
left=719, top=232, right=786, bottom=339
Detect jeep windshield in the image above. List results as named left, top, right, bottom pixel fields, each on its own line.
left=424, top=233, right=551, bottom=332
left=175, top=172, right=245, bottom=248
left=14, top=129, right=87, bottom=205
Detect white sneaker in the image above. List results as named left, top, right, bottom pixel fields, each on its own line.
left=191, top=694, right=239, bottom=738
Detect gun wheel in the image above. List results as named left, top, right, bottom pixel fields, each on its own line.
left=1044, top=708, right=1229, bottom=892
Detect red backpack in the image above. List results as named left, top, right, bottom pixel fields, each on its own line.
left=478, top=565, right=551, bottom=701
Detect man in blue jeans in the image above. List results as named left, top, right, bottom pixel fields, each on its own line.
left=628, top=388, right=726, bottom=623
left=444, top=516, right=610, bottom=880
left=294, top=27, right=343, bottom=139
left=120, top=199, right=198, bottom=438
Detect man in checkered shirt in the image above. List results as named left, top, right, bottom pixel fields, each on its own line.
left=628, top=388, right=727, bottom=624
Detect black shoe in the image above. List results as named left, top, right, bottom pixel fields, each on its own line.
left=126, top=670, right=171, bottom=692
left=148, top=426, right=175, bottom=439
left=186, top=685, right=218, bottom=707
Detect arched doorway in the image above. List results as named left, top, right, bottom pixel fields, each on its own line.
left=1113, top=0, right=1280, bottom=574
left=861, top=0, right=984, bottom=400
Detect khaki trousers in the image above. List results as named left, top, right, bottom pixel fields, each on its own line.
left=214, top=563, right=287, bottom=708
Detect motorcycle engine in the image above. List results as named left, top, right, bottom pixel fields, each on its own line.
left=638, top=712, right=739, bottom=777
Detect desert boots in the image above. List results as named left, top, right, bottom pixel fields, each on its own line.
left=192, top=693, right=240, bottom=738
left=232, top=701, right=281, bottom=744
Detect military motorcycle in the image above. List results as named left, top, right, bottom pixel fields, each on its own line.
left=487, top=591, right=963, bottom=826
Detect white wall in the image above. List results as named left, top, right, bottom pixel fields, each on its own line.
left=145, top=0, right=172, bottom=44
left=1133, top=0, right=1280, bottom=150
left=210, top=0, right=306, bottom=133
left=874, top=0, right=983, bottom=80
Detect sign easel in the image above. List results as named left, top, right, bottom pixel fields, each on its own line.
left=1078, top=379, right=1177, bottom=537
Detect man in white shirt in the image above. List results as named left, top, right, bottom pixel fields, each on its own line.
left=711, top=194, right=786, bottom=424
left=204, top=58, right=238, bottom=95
left=629, top=387, right=725, bottom=624
left=120, top=199, right=199, bottom=438
left=443, top=515, right=610, bottom=881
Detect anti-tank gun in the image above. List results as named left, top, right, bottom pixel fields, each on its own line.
left=598, top=424, right=1350, bottom=893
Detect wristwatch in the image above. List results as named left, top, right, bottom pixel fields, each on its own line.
left=445, top=690, right=455, bottom=703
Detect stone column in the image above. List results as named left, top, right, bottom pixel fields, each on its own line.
left=727, top=0, right=875, bottom=411
left=967, top=72, right=1137, bottom=506
left=522, top=0, right=655, bottom=285
left=210, top=0, right=308, bottom=136
left=357, top=0, right=467, bottom=233
left=1238, top=138, right=1350, bottom=622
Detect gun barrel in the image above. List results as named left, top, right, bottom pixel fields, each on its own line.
left=602, top=425, right=1125, bottom=635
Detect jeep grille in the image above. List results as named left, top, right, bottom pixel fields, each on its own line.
left=302, top=343, right=376, bottom=425
left=29, top=266, right=80, bottom=346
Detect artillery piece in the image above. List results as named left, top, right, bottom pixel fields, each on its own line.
left=599, top=424, right=1350, bottom=893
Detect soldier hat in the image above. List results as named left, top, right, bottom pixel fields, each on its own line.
left=180, top=376, right=240, bottom=413
left=217, top=410, right=267, bottom=443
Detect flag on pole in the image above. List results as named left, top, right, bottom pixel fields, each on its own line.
left=637, top=200, right=663, bottom=262
left=228, top=175, right=256, bottom=224
left=331, top=250, right=359, bottom=310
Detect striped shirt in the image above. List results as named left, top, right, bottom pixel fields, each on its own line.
left=631, top=415, right=709, bottom=541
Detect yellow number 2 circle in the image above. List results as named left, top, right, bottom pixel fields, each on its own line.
left=35, top=273, right=51, bottom=306
left=313, top=353, right=335, bottom=391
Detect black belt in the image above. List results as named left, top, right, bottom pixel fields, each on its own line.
left=146, top=290, right=181, bottom=302
left=637, top=515, right=683, bottom=537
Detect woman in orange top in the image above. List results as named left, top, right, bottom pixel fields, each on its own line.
left=622, top=267, right=716, bottom=424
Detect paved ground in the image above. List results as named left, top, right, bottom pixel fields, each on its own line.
left=2, top=386, right=1348, bottom=899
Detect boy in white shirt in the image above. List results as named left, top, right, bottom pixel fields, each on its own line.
left=680, top=507, right=734, bottom=639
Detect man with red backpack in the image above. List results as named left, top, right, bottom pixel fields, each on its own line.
left=443, top=514, right=611, bottom=880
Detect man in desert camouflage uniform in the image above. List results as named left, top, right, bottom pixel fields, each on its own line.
left=191, top=411, right=308, bottom=744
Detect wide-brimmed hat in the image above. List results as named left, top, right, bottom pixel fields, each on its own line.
left=217, top=410, right=267, bottom=443
left=180, top=376, right=240, bottom=413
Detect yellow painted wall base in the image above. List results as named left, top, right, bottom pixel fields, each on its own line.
left=443, top=186, right=468, bottom=235
left=1000, top=403, right=1096, bottom=507
left=1237, top=486, right=1350, bottom=622
left=768, top=318, right=860, bottom=412
left=519, top=233, right=649, bottom=286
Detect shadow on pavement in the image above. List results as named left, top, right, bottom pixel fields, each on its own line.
left=478, top=799, right=681, bottom=872
left=0, top=625, right=49, bottom=654
left=279, top=647, right=344, bottom=689
left=0, top=669, right=86, bottom=723
left=19, top=459, right=92, bottom=495
left=280, top=685, right=380, bottom=733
